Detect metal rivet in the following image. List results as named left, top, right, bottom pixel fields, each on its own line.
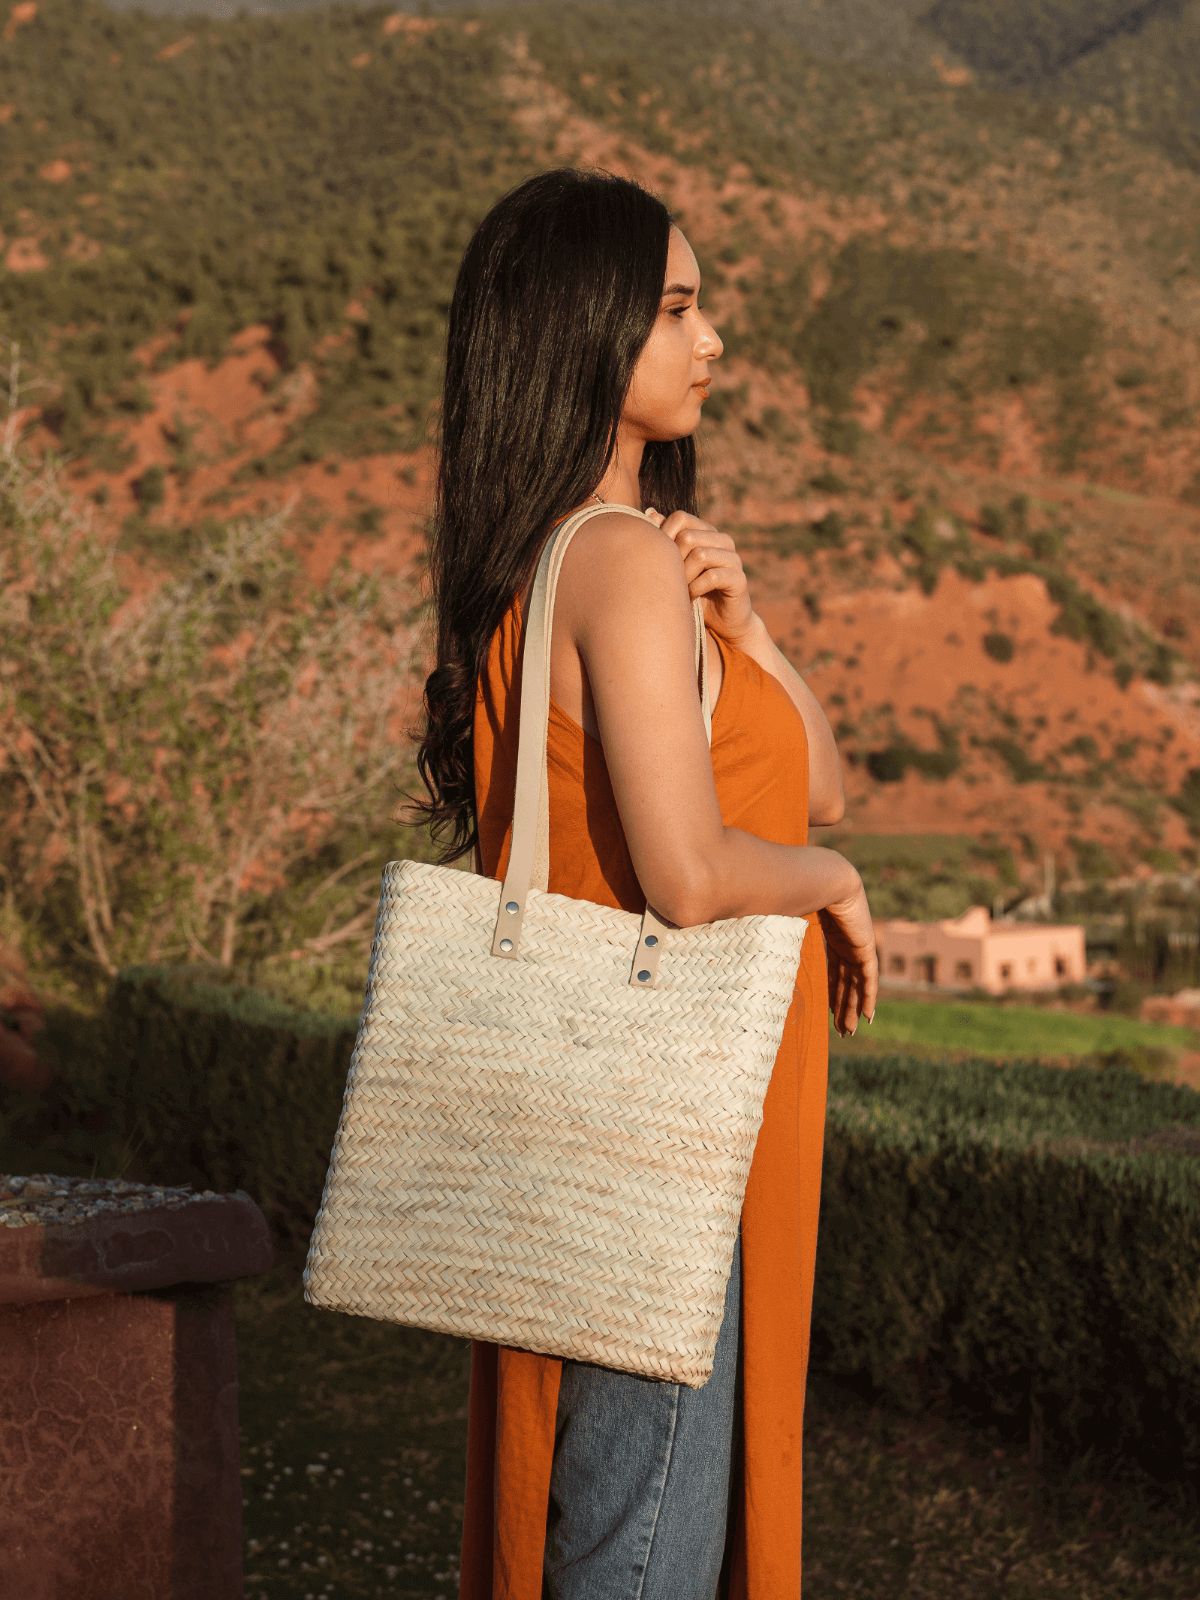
left=644, top=934, right=658, bottom=948
left=505, top=902, right=519, bottom=915
left=637, top=970, right=651, bottom=983
left=499, top=939, right=513, bottom=952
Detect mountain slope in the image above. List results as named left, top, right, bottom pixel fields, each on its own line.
left=4, top=0, right=1200, bottom=882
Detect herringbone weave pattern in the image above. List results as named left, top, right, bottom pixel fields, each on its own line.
left=304, top=858, right=805, bottom=1386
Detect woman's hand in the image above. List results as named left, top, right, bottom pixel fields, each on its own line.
left=644, top=509, right=755, bottom=647
left=818, top=876, right=879, bottom=1037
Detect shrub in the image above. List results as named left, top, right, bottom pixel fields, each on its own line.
left=866, top=746, right=908, bottom=784
left=979, top=503, right=1007, bottom=539
left=102, top=966, right=355, bottom=1244
left=819, top=416, right=864, bottom=458
left=19, top=991, right=1200, bottom=1478
left=18, top=969, right=1200, bottom=1476
left=780, top=240, right=1100, bottom=462
left=867, top=725, right=961, bottom=783
left=983, top=631, right=1015, bottom=661
left=986, top=737, right=1045, bottom=783
left=134, top=463, right=166, bottom=513
left=809, top=471, right=849, bottom=494
left=1026, top=525, right=1064, bottom=562
left=1045, top=572, right=1126, bottom=659
left=810, top=511, right=846, bottom=549
left=1071, top=835, right=1117, bottom=880
left=813, top=1053, right=1200, bottom=1478
left=1172, top=769, right=1200, bottom=838
left=0, top=450, right=417, bottom=979
left=1147, top=642, right=1176, bottom=686
left=0, top=967, right=357, bottom=1246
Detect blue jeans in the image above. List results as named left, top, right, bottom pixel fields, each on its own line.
left=543, top=1234, right=743, bottom=1600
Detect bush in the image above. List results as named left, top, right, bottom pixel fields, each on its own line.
left=0, top=450, right=416, bottom=979
left=23, top=960, right=356, bottom=1248
left=134, top=463, right=166, bottom=513
left=15, top=975, right=1200, bottom=1476
left=1026, top=525, right=1064, bottom=562
left=810, top=511, right=846, bottom=549
left=1173, top=769, right=1200, bottom=837
left=867, top=724, right=962, bottom=783
left=986, top=736, right=1045, bottom=783
left=813, top=1053, right=1200, bottom=1478
left=979, top=503, right=1007, bottom=539
left=1147, top=642, right=1176, bottom=686
left=983, top=631, right=1015, bottom=661
left=1046, top=571, right=1126, bottom=658
left=1071, top=835, right=1117, bottom=880
left=809, top=471, right=849, bottom=494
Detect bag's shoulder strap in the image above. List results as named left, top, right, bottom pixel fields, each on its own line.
left=491, top=502, right=711, bottom=974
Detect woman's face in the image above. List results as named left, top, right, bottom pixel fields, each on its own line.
left=621, top=227, right=722, bottom=444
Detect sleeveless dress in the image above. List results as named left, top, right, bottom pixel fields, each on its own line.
left=460, top=594, right=830, bottom=1600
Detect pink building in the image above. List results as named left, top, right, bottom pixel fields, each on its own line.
left=874, top=906, right=1086, bottom=996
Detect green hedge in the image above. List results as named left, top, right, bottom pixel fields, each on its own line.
left=0, top=966, right=357, bottom=1247
left=100, top=966, right=357, bottom=1244
left=814, top=1055, right=1200, bottom=1478
left=10, top=970, right=1200, bottom=1478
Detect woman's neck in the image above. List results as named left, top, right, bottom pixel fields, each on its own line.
left=593, top=427, right=645, bottom=509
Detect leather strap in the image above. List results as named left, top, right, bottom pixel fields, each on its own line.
left=492, top=502, right=712, bottom=988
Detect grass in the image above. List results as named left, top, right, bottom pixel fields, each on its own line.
left=803, top=1376, right=1200, bottom=1598
left=842, top=995, right=1200, bottom=1062
left=232, top=1267, right=1200, bottom=1599
left=235, top=1267, right=470, bottom=1600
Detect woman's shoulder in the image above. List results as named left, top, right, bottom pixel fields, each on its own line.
left=561, top=508, right=685, bottom=590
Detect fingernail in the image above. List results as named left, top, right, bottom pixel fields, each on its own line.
left=851, top=1024, right=858, bottom=1038
left=868, top=1014, right=874, bottom=1025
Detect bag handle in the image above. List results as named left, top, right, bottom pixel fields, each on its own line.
left=491, top=503, right=712, bottom=987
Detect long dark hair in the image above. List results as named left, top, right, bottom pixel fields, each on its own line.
left=414, top=168, right=698, bottom=861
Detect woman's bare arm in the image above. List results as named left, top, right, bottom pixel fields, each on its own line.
left=552, top=512, right=876, bottom=1032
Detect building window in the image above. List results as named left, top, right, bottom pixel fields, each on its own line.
left=1055, top=956, right=1067, bottom=977
left=999, top=962, right=1012, bottom=982
left=888, top=954, right=906, bottom=975
left=955, top=960, right=972, bottom=981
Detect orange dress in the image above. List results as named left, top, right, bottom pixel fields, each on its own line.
left=461, top=597, right=829, bottom=1600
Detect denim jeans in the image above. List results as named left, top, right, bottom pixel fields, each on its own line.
left=543, top=1233, right=743, bottom=1600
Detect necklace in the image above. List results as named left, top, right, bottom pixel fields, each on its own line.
left=591, top=491, right=605, bottom=505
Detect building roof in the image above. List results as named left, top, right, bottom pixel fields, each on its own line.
left=873, top=906, right=1084, bottom=941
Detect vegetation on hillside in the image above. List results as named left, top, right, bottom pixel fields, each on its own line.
left=5, top=0, right=1200, bottom=486
left=924, top=0, right=1200, bottom=171
left=3, top=0, right=1199, bottom=916
left=0, top=1, right=524, bottom=459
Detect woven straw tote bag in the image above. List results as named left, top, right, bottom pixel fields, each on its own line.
left=303, top=502, right=807, bottom=1387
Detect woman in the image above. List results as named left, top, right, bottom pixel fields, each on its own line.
left=417, top=168, right=877, bottom=1600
